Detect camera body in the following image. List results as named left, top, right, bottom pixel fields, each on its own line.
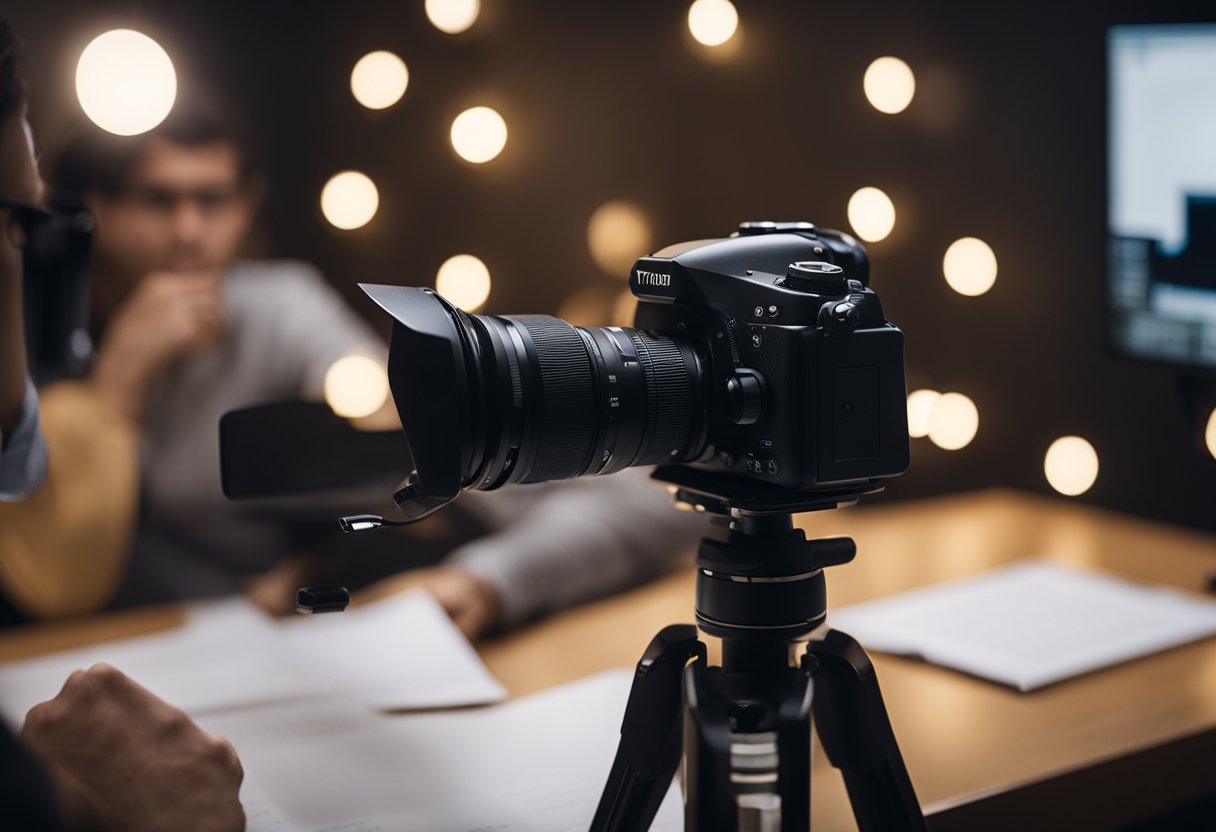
left=629, top=221, right=908, bottom=490
left=358, top=220, right=907, bottom=522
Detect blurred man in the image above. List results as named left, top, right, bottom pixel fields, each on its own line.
left=48, top=98, right=390, bottom=611
left=41, top=97, right=700, bottom=635
left=0, top=19, right=244, bottom=831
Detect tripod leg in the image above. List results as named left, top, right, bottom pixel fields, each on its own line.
left=808, top=628, right=927, bottom=832
left=591, top=624, right=705, bottom=832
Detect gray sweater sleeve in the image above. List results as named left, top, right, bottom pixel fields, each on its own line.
left=0, top=378, right=48, bottom=502
left=447, top=467, right=705, bottom=627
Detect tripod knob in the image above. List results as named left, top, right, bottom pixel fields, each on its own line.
left=809, top=536, right=856, bottom=569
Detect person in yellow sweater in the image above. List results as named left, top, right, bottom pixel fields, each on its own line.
left=1, top=21, right=245, bottom=830
left=0, top=28, right=139, bottom=623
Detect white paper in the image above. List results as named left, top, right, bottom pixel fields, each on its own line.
left=828, top=561, right=1216, bottom=691
left=203, top=671, right=682, bottom=832
left=239, top=776, right=298, bottom=832
left=279, top=590, right=507, bottom=711
left=0, top=591, right=505, bottom=722
left=0, top=599, right=317, bottom=722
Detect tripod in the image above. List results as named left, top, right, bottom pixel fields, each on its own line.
left=590, top=468, right=926, bottom=832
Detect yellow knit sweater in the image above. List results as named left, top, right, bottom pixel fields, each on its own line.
left=0, top=381, right=139, bottom=619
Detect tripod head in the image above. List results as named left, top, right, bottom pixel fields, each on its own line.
left=652, top=465, right=882, bottom=648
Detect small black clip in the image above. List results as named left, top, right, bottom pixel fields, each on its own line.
left=295, top=586, right=350, bottom=614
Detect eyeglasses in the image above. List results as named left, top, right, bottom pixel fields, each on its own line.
left=0, top=198, right=53, bottom=246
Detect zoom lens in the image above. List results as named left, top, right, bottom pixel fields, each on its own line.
left=448, top=308, right=708, bottom=490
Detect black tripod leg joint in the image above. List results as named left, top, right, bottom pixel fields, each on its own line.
left=808, top=627, right=927, bottom=831
left=590, top=625, right=704, bottom=832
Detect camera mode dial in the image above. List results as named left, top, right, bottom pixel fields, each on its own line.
left=736, top=221, right=816, bottom=236
left=782, top=261, right=848, bottom=295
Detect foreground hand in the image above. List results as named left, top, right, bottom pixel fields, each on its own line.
left=422, top=567, right=502, bottom=639
left=21, top=664, right=245, bottom=832
left=91, top=270, right=226, bottom=422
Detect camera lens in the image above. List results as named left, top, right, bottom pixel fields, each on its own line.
left=450, top=307, right=707, bottom=490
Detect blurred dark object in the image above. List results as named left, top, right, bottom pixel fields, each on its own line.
left=220, top=400, right=409, bottom=501
left=22, top=194, right=94, bottom=384
left=295, top=585, right=349, bottom=613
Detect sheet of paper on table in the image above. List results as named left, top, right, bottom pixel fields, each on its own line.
left=200, top=670, right=683, bottom=832
left=0, top=591, right=506, bottom=722
left=828, top=560, right=1216, bottom=691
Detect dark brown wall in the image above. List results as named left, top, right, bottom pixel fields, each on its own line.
left=10, top=0, right=1216, bottom=529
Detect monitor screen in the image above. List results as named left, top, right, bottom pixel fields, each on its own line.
left=1108, top=24, right=1216, bottom=371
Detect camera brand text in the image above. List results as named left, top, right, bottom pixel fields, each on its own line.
left=636, top=270, right=672, bottom=288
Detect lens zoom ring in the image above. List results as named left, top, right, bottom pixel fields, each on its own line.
left=629, top=331, right=692, bottom=464
left=515, top=316, right=596, bottom=482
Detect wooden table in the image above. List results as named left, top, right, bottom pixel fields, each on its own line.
left=2, top=489, right=1215, bottom=830
left=477, top=488, right=1216, bottom=830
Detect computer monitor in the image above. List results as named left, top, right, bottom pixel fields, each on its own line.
left=1108, top=24, right=1216, bottom=372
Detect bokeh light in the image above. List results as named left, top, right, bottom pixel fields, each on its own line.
left=614, top=288, right=639, bottom=327
left=863, top=57, right=916, bottom=115
left=1206, top=407, right=1216, bottom=460
left=928, top=392, right=979, bottom=450
left=687, top=0, right=739, bottom=47
left=847, top=187, right=896, bottom=243
left=1044, top=436, right=1099, bottom=496
left=450, top=106, right=508, bottom=164
left=320, top=171, right=379, bottom=230
left=436, top=254, right=492, bottom=311
left=943, top=237, right=998, bottom=297
left=426, top=0, right=480, bottom=35
left=557, top=286, right=617, bottom=328
left=350, top=51, right=408, bottom=110
left=906, top=389, right=941, bottom=438
left=75, top=30, right=176, bottom=136
left=324, top=354, right=390, bottom=419
left=588, top=201, right=652, bottom=277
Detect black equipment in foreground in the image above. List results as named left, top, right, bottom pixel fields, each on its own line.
left=589, top=468, right=925, bottom=832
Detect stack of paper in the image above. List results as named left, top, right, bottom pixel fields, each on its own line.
left=0, top=591, right=506, bottom=722
left=0, top=591, right=682, bottom=829
left=828, top=561, right=1216, bottom=691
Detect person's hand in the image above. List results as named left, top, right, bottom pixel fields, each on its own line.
left=363, top=566, right=502, bottom=640
left=20, top=663, right=245, bottom=832
left=91, top=270, right=226, bottom=422
left=421, top=567, right=501, bottom=639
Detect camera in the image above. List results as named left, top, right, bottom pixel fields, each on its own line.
left=362, top=221, right=908, bottom=521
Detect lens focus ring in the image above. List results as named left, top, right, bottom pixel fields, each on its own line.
left=514, top=316, right=596, bottom=482
left=628, top=330, right=693, bottom=465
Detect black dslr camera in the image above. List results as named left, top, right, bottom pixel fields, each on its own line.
left=362, top=221, right=908, bottom=521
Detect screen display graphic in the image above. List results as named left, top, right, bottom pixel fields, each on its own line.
left=1109, top=24, right=1216, bottom=370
